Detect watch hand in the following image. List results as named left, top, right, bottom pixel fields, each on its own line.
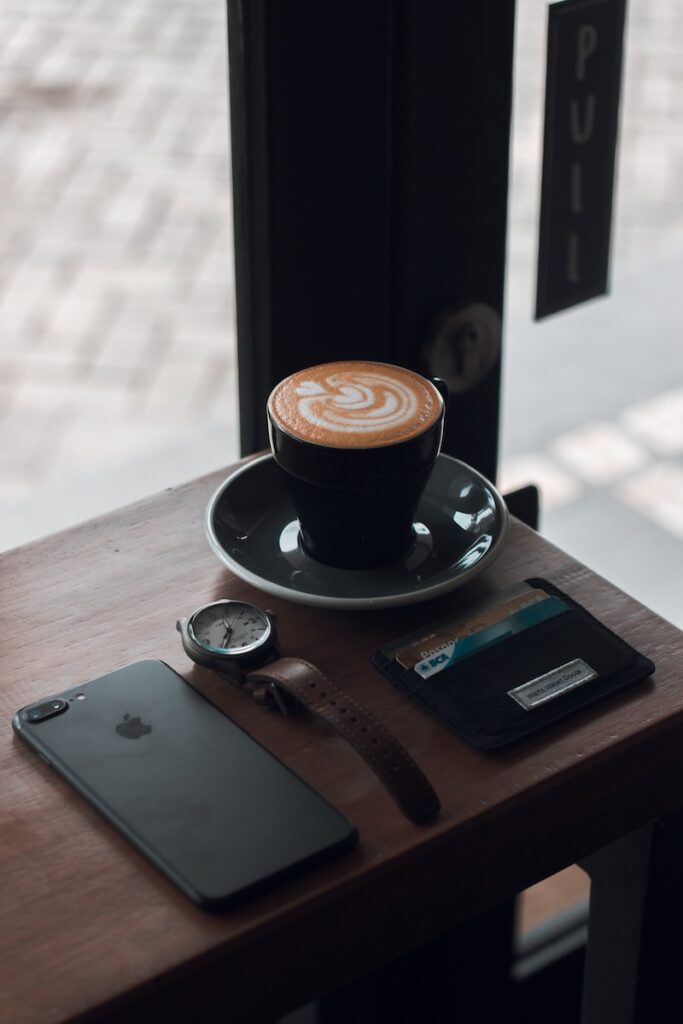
left=222, top=622, right=233, bottom=645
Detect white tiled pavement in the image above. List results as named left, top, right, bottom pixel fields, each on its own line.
left=0, top=0, right=238, bottom=545
left=1, top=0, right=682, bottom=629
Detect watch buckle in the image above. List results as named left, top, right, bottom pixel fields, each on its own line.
left=252, top=682, right=300, bottom=717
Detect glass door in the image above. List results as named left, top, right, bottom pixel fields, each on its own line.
left=502, top=0, right=683, bottom=628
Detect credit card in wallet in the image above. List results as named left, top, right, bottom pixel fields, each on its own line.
left=391, top=584, right=571, bottom=681
left=395, top=584, right=548, bottom=670
left=413, top=596, right=570, bottom=679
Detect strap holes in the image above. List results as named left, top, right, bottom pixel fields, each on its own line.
left=309, top=682, right=316, bottom=688
left=350, top=716, right=357, bottom=723
left=361, top=726, right=368, bottom=732
left=320, top=692, right=327, bottom=698
left=330, top=700, right=337, bottom=706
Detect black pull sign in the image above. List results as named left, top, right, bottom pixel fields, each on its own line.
left=535, top=0, right=626, bottom=319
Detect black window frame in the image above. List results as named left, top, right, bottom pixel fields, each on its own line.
left=227, top=0, right=516, bottom=485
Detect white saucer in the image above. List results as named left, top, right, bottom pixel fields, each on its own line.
left=205, top=453, right=509, bottom=609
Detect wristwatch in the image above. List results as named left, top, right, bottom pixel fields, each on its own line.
left=177, top=598, right=279, bottom=675
left=177, top=599, right=440, bottom=824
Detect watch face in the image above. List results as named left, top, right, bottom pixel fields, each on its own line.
left=188, top=601, right=271, bottom=656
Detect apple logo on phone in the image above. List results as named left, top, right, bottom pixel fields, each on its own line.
left=116, top=714, right=152, bottom=739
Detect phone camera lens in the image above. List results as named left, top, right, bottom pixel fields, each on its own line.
left=24, top=699, right=68, bottom=723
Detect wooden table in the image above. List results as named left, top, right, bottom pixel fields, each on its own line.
left=3, top=458, right=683, bottom=1023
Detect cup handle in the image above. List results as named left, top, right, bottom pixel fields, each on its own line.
left=431, top=376, right=449, bottom=405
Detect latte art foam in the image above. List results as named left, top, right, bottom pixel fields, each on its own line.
left=268, top=361, right=442, bottom=448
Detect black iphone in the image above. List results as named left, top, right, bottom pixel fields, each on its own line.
left=13, top=660, right=357, bottom=911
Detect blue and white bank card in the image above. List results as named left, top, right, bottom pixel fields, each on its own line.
left=413, top=594, right=570, bottom=679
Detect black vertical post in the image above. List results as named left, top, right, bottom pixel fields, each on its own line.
left=227, top=0, right=515, bottom=480
left=581, top=811, right=683, bottom=1023
left=227, top=1, right=395, bottom=456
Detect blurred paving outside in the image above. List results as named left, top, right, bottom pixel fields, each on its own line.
left=0, top=0, right=238, bottom=546
left=1, top=0, right=681, bottom=942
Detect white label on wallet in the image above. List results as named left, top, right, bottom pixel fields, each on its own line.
left=508, top=658, right=597, bottom=711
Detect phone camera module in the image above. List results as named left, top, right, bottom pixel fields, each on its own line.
left=24, top=699, right=69, bottom=723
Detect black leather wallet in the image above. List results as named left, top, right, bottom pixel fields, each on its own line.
left=373, top=578, right=655, bottom=750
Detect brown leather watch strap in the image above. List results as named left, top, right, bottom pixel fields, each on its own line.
left=246, top=657, right=440, bottom=824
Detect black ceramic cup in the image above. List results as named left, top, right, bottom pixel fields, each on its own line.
left=267, top=363, right=447, bottom=570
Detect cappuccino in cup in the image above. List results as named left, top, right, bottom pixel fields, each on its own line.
left=268, top=361, right=446, bottom=570
left=268, top=360, right=442, bottom=450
